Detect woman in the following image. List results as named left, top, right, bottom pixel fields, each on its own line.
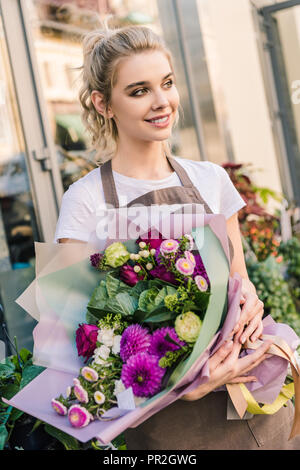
left=55, top=24, right=299, bottom=449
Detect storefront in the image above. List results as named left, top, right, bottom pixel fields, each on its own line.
left=0, top=0, right=299, bottom=350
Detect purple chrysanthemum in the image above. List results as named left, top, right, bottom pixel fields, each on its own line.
left=148, top=327, right=186, bottom=359
left=121, top=352, right=165, bottom=397
left=149, top=264, right=178, bottom=285
left=120, top=324, right=151, bottom=362
left=193, top=253, right=210, bottom=287
left=90, top=253, right=104, bottom=268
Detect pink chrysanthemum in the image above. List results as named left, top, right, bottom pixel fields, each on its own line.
left=120, top=324, right=151, bottom=362
left=175, top=257, right=194, bottom=276
left=74, top=384, right=89, bottom=403
left=51, top=399, right=67, bottom=416
left=81, top=366, right=98, bottom=382
left=68, top=404, right=90, bottom=428
left=160, top=239, right=179, bottom=256
left=194, top=275, right=208, bottom=292
left=121, top=352, right=165, bottom=397
left=184, top=251, right=196, bottom=267
left=148, top=327, right=186, bottom=359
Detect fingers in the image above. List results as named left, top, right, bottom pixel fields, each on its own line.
left=240, top=316, right=262, bottom=344
left=238, top=296, right=264, bottom=331
left=228, top=375, right=257, bottom=384
left=237, top=341, right=272, bottom=376
left=209, top=340, right=235, bottom=369
left=250, top=320, right=264, bottom=343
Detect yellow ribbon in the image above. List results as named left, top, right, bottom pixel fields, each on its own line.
left=240, top=382, right=294, bottom=415
left=226, top=334, right=300, bottom=440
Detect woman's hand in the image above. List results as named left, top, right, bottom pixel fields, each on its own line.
left=181, top=338, right=272, bottom=401
left=232, top=277, right=264, bottom=345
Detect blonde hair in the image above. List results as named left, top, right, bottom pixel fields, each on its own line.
left=79, top=20, right=180, bottom=163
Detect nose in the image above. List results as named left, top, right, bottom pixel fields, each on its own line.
left=151, top=88, right=169, bottom=110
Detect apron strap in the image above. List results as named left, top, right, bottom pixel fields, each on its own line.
left=166, top=156, right=194, bottom=188
left=100, top=155, right=194, bottom=208
left=100, top=158, right=120, bottom=208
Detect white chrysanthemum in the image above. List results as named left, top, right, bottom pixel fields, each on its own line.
left=112, top=335, right=121, bottom=355
left=94, top=391, right=106, bottom=405
left=113, top=379, right=125, bottom=397
left=94, top=345, right=110, bottom=360
left=97, top=328, right=114, bottom=347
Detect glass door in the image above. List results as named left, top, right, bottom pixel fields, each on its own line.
left=0, top=12, right=39, bottom=269
left=0, top=0, right=64, bottom=353
left=259, top=0, right=300, bottom=206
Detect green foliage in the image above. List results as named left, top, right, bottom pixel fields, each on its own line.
left=246, top=255, right=300, bottom=338
left=278, top=237, right=300, bottom=311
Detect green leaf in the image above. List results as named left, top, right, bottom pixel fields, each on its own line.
left=0, top=364, right=15, bottom=379
left=130, top=280, right=149, bottom=298
left=44, top=424, right=80, bottom=450
left=143, top=310, right=174, bottom=323
left=1, top=383, right=20, bottom=400
left=106, top=292, right=138, bottom=317
left=30, top=419, right=43, bottom=434
left=19, top=348, right=32, bottom=365
left=194, top=291, right=211, bottom=311
left=138, top=287, right=159, bottom=312
left=85, top=310, right=99, bottom=324
left=0, top=423, right=8, bottom=450
left=20, top=365, right=45, bottom=390
left=106, top=273, right=131, bottom=298
left=9, top=408, right=24, bottom=422
left=88, top=281, right=109, bottom=311
left=154, top=286, right=177, bottom=307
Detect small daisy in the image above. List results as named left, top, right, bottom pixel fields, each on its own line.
left=194, top=275, right=208, bottom=292
left=74, top=383, right=89, bottom=403
left=184, top=251, right=196, bottom=267
left=94, top=391, right=106, bottom=405
left=81, top=366, right=99, bottom=382
left=175, top=257, right=194, bottom=276
left=160, top=239, right=179, bottom=256
left=51, top=398, right=67, bottom=416
left=68, top=405, right=90, bottom=428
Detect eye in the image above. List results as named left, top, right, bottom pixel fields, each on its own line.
left=165, top=79, right=174, bottom=88
left=131, top=88, right=147, bottom=97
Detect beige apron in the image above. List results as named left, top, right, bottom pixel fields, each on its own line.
left=100, top=156, right=300, bottom=450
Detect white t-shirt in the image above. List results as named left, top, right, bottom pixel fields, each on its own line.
left=54, top=156, right=246, bottom=246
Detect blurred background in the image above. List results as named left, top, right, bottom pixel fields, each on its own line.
left=0, top=0, right=299, bottom=353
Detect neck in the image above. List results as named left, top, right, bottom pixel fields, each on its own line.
left=111, top=140, right=173, bottom=180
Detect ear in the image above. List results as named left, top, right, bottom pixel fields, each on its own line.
left=91, top=90, right=114, bottom=118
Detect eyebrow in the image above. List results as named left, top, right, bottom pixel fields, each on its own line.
left=124, top=72, right=174, bottom=91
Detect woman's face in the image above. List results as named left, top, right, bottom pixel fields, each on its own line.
left=105, top=50, right=179, bottom=144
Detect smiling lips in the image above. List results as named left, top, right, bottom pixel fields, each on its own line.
left=145, top=114, right=171, bottom=128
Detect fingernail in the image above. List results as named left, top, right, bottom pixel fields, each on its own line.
left=225, top=340, right=233, bottom=349
left=241, top=336, right=246, bottom=344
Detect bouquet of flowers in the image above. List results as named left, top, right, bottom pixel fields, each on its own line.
left=3, top=211, right=300, bottom=443
left=51, top=233, right=212, bottom=428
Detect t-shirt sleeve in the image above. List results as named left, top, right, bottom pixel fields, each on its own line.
left=54, top=182, right=96, bottom=243
left=214, top=164, right=247, bottom=219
